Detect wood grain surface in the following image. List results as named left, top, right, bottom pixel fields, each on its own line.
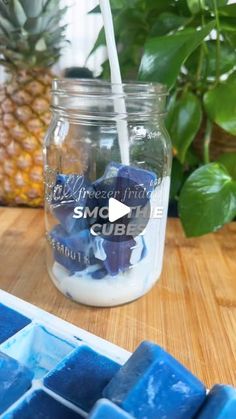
left=0, top=207, right=235, bottom=388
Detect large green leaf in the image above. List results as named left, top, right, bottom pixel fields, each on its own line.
left=185, top=41, right=236, bottom=78
left=217, top=153, right=236, bottom=180
left=166, top=92, right=202, bottom=163
left=179, top=163, right=236, bottom=237
left=139, top=22, right=215, bottom=88
left=204, top=72, right=236, bottom=135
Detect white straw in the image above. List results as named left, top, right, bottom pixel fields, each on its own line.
left=99, top=0, right=130, bottom=165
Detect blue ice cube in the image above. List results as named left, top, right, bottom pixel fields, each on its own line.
left=196, top=384, right=236, bottom=418
left=0, top=351, right=33, bottom=414
left=114, top=163, right=157, bottom=199
left=93, top=162, right=157, bottom=208
left=3, top=390, right=83, bottom=418
left=0, top=304, right=31, bottom=344
left=49, top=225, right=100, bottom=274
left=88, top=399, right=134, bottom=419
left=93, top=236, right=146, bottom=276
left=44, top=345, right=120, bottom=412
left=52, top=202, right=88, bottom=234
left=104, top=341, right=206, bottom=419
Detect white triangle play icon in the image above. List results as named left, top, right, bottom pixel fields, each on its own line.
left=108, top=197, right=131, bottom=223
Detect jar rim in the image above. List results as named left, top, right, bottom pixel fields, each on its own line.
left=52, top=78, right=167, bottom=98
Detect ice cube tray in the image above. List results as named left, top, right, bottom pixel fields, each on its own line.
left=0, top=290, right=129, bottom=418
left=0, top=290, right=235, bottom=419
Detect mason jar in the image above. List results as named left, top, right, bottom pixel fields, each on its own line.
left=44, top=79, right=172, bottom=307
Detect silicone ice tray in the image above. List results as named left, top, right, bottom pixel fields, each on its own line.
left=0, top=290, right=130, bottom=418
left=0, top=290, right=235, bottom=419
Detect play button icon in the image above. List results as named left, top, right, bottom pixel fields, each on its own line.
left=108, top=198, right=131, bottom=223
left=88, top=174, right=151, bottom=242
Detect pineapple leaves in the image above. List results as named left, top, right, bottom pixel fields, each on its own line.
left=11, top=0, right=27, bottom=27
left=45, top=26, right=67, bottom=47
left=24, top=17, right=44, bottom=34
left=21, top=0, right=44, bottom=18
left=0, top=0, right=67, bottom=69
left=24, top=7, right=67, bottom=35
left=0, top=15, right=15, bottom=34
left=0, top=1, right=11, bottom=20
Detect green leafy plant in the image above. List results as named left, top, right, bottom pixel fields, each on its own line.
left=89, top=0, right=236, bottom=237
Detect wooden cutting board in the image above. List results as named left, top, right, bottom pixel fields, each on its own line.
left=0, top=207, right=235, bottom=388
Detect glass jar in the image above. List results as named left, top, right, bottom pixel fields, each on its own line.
left=44, top=79, right=172, bottom=307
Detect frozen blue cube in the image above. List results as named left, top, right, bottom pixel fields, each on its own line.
left=93, top=162, right=157, bottom=208
left=51, top=174, right=97, bottom=233
left=52, top=202, right=88, bottom=234
left=0, top=304, right=31, bottom=344
left=44, top=345, right=120, bottom=412
left=49, top=225, right=100, bottom=274
left=104, top=341, right=206, bottom=419
left=93, top=236, right=135, bottom=276
left=88, top=399, right=134, bottom=419
left=114, top=163, right=157, bottom=197
left=0, top=351, right=33, bottom=414
left=93, top=236, right=146, bottom=276
left=196, top=384, right=236, bottom=418
left=4, top=390, right=83, bottom=418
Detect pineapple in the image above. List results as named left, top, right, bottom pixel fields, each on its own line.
left=0, top=0, right=67, bottom=206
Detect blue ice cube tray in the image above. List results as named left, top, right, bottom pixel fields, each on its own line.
left=0, top=290, right=235, bottom=419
